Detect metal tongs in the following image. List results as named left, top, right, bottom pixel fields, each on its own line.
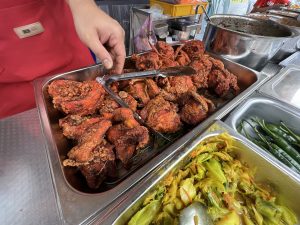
left=96, top=66, right=197, bottom=141
left=98, top=66, right=196, bottom=85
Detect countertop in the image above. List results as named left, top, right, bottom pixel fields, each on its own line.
left=0, top=109, right=61, bottom=225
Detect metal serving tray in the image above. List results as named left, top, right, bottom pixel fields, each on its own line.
left=259, top=65, right=300, bottom=111
left=34, top=57, right=266, bottom=224
left=225, top=94, right=300, bottom=179
left=96, top=120, right=300, bottom=225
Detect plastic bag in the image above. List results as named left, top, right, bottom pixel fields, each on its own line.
left=133, top=17, right=157, bottom=53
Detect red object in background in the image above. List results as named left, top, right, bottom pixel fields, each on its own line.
left=254, top=0, right=290, bottom=7
left=0, top=0, right=94, bottom=119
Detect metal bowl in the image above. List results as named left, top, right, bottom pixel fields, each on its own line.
left=262, top=15, right=300, bottom=63
left=203, top=15, right=294, bottom=71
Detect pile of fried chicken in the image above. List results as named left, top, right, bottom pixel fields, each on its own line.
left=48, top=40, right=240, bottom=189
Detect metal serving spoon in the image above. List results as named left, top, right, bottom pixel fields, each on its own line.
left=179, top=202, right=213, bottom=225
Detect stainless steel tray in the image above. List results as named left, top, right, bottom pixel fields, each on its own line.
left=225, top=94, right=300, bottom=179
left=34, top=57, right=266, bottom=224
left=95, top=120, right=300, bottom=225
left=259, top=65, right=300, bottom=111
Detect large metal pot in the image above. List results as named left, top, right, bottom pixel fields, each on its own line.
left=268, top=15, right=300, bottom=63
left=203, top=15, right=294, bottom=71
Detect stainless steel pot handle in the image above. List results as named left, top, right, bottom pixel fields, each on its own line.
left=195, top=5, right=211, bottom=22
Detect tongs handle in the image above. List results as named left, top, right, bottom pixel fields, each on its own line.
left=101, top=70, right=158, bottom=85
left=99, top=66, right=196, bottom=85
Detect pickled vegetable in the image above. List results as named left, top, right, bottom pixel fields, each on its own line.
left=127, top=133, right=297, bottom=225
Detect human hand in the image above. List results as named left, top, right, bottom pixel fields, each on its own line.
left=67, top=0, right=126, bottom=73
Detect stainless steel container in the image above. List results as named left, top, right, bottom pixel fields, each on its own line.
left=269, top=15, right=300, bottom=31
left=225, top=94, right=300, bottom=179
left=267, top=15, right=300, bottom=63
left=96, top=121, right=300, bottom=225
left=203, top=15, right=294, bottom=71
left=34, top=56, right=266, bottom=224
left=247, top=13, right=300, bottom=63
left=259, top=65, right=300, bottom=111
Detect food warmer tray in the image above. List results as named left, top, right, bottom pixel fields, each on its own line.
left=94, top=120, right=300, bottom=225
left=225, top=93, right=300, bottom=180
left=34, top=56, right=267, bottom=225
left=259, top=65, right=300, bottom=111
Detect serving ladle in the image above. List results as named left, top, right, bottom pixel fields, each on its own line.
left=179, top=202, right=213, bottom=225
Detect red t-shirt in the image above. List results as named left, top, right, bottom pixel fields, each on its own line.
left=254, top=0, right=290, bottom=7
left=0, top=0, right=95, bottom=119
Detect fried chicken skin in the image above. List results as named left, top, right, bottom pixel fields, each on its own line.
left=67, top=119, right=112, bottom=163
left=140, top=96, right=182, bottom=133
left=160, top=76, right=196, bottom=102
left=182, top=40, right=205, bottom=60
left=48, top=80, right=105, bottom=116
left=132, top=52, right=162, bottom=70
left=118, top=91, right=138, bottom=111
left=176, top=50, right=191, bottom=66
left=107, top=108, right=149, bottom=166
left=99, top=95, right=120, bottom=119
left=208, top=69, right=240, bottom=97
left=154, top=41, right=175, bottom=60
left=189, top=55, right=213, bottom=89
left=64, top=142, right=116, bottom=189
left=179, top=91, right=215, bottom=125
left=59, top=115, right=104, bottom=140
left=79, top=143, right=115, bottom=189
left=127, top=79, right=160, bottom=107
left=160, top=58, right=179, bottom=69
left=145, top=79, right=161, bottom=98
left=209, top=57, right=225, bottom=71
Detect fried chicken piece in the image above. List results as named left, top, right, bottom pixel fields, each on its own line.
left=140, top=96, right=182, bottom=133
left=174, top=46, right=191, bottom=66
left=189, top=55, right=213, bottom=89
left=62, top=118, right=114, bottom=189
left=209, top=57, right=225, bottom=71
left=176, top=50, right=191, bottom=66
left=132, top=52, right=162, bottom=70
left=99, top=95, right=120, bottom=119
left=67, top=119, right=112, bottom=163
left=79, top=143, right=115, bottom=189
left=154, top=41, right=175, bottom=60
left=107, top=108, right=149, bottom=165
left=59, top=115, right=103, bottom=140
left=208, top=69, right=240, bottom=97
left=64, top=142, right=116, bottom=189
left=179, top=91, right=215, bottom=125
left=182, top=40, right=205, bottom=60
left=127, top=79, right=160, bottom=107
left=145, top=79, right=161, bottom=98
left=127, top=80, right=150, bottom=107
left=159, top=76, right=196, bottom=102
left=48, top=80, right=105, bottom=116
left=119, top=91, right=138, bottom=111
left=160, top=58, right=179, bottom=69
